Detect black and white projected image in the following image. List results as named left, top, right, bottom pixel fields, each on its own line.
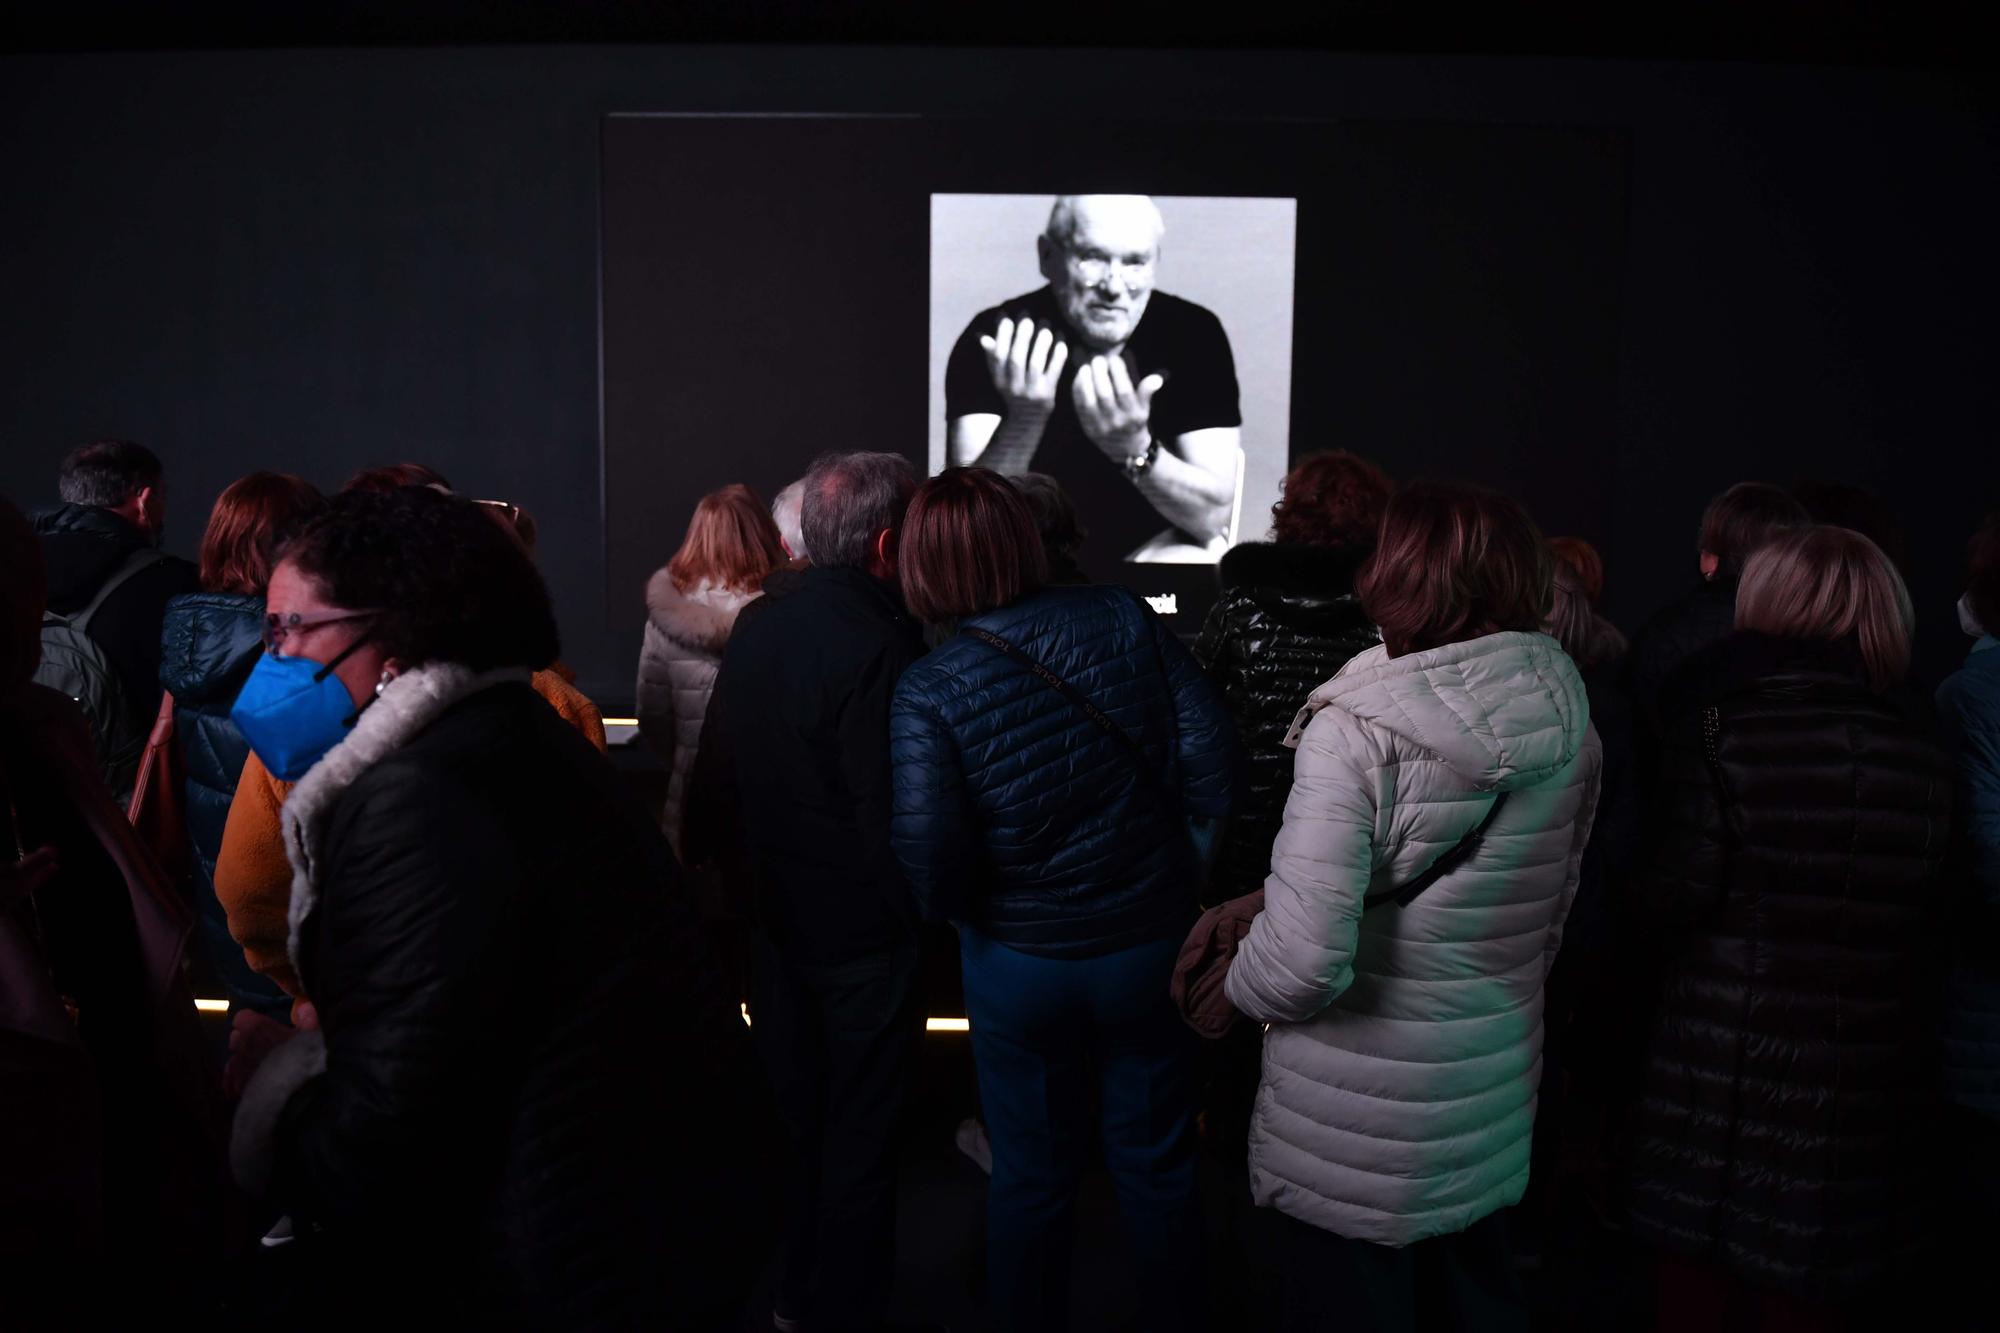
left=931, top=194, right=1296, bottom=567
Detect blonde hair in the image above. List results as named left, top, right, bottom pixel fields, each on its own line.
left=1735, top=526, right=1913, bottom=690
left=666, top=484, right=787, bottom=595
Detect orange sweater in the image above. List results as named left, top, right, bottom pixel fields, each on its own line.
left=214, top=668, right=607, bottom=1002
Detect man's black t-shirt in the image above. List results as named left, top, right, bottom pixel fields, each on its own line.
left=945, top=286, right=1241, bottom=566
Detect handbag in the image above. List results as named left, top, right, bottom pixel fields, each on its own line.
left=127, top=690, right=190, bottom=887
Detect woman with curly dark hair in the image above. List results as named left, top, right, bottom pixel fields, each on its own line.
left=223, top=487, right=765, bottom=1327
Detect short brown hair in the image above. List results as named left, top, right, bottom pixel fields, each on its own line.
left=1736, top=525, right=1913, bottom=690
left=1966, top=509, right=2000, bottom=636
left=1699, top=482, right=1810, bottom=578
left=1357, top=483, right=1553, bottom=658
left=1271, top=451, right=1394, bottom=550
left=900, top=467, right=1048, bottom=624
left=1547, top=536, right=1605, bottom=605
left=198, top=472, right=327, bottom=596
left=666, top=485, right=788, bottom=594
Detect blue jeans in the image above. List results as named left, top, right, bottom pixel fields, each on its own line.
left=960, top=928, right=1205, bottom=1333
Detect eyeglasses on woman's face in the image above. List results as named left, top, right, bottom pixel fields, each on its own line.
left=262, top=610, right=378, bottom=655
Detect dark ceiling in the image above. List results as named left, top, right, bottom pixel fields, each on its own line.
left=1, top=0, right=1995, bottom=70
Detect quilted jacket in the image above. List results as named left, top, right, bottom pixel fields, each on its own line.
left=1194, top=541, right=1380, bottom=906
left=635, top=571, right=757, bottom=854
left=890, top=583, right=1237, bottom=959
left=1939, top=636, right=2000, bottom=1116
left=1629, top=632, right=1953, bottom=1297
left=158, top=591, right=291, bottom=1014
left=1223, top=630, right=1602, bottom=1246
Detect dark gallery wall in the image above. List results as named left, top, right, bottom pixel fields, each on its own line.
left=1, top=47, right=1995, bottom=707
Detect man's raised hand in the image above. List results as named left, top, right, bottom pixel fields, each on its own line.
left=1073, top=354, right=1166, bottom=463
left=979, top=316, right=1069, bottom=420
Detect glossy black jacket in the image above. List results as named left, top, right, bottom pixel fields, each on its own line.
left=1192, top=541, right=1378, bottom=904
left=1628, top=632, right=1953, bottom=1297
left=280, top=682, right=765, bottom=1322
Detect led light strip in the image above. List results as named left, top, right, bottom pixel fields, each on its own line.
left=202, top=998, right=970, bottom=1032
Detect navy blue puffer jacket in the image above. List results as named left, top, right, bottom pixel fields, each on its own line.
left=159, top=591, right=290, bottom=1014
left=890, top=584, right=1237, bottom=959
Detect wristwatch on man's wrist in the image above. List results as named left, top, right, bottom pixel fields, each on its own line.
left=1123, top=436, right=1161, bottom=479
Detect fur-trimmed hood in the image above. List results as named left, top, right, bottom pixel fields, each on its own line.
left=644, top=570, right=755, bottom=656
left=281, top=661, right=530, bottom=976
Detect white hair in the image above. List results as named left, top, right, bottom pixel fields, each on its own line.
left=771, top=479, right=808, bottom=562
left=1044, top=195, right=1165, bottom=248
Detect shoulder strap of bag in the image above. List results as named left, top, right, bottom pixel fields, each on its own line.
left=1361, top=790, right=1509, bottom=912
left=964, top=624, right=1174, bottom=809
left=67, top=548, right=170, bottom=634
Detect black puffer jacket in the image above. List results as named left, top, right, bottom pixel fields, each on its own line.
left=1193, top=541, right=1378, bottom=904
left=158, top=592, right=289, bottom=1014
left=270, top=674, right=766, bottom=1325
left=1629, top=632, right=1953, bottom=1298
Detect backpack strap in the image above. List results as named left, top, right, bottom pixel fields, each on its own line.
left=67, top=548, right=170, bottom=634
left=1362, top=791, right=1509, bottom=912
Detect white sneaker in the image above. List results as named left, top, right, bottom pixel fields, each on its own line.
left=955, top=1118, right=993, bottom=1176
left=260, top=1215, right=295, bottom=1248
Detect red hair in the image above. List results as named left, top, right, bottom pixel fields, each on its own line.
left=1546, top=536, right=1605, bottom=605
left=666, top=485, right=787, bottom=594
left=900, top=468, right=1048, bottom=624
left=198, top=472, right=327, bottom=596
left=1270, top=451, right=1394, bottom=550
left=1357, top=483, right=1553, bottom=658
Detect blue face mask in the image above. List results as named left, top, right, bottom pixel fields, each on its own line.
left=230, top=639, right=371, bottom=782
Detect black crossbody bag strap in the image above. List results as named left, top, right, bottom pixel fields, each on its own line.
left=1362, top=790, right=1509, bottom=911
left=963, top=625, right=1178, bottom=814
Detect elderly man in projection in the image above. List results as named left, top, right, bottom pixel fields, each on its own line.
left=945, top=195, right=1244, bottom=564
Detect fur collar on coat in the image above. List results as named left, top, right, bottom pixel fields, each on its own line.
left=281, top=661, right=529, bottom=978
left=644, top=569, right=753, bottom=656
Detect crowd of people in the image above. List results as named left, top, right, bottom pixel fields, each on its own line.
left=2, top=435, right=1995, bottom=1333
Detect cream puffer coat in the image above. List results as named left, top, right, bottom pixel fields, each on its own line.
left=1224, top=630, right=1602, bottom=1247
left=636, top=573, right=757, bottom=854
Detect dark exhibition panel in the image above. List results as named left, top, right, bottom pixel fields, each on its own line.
left=2, top=48, right=1995, bottom=706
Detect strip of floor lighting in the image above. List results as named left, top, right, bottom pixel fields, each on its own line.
left=207, top=997, right=969, bottom=1032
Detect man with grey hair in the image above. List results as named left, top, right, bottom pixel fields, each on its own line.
left=771, top=476, right=810, bottom=563
left=706, top=450, right=928, bottom=1332
left=946, top=194, right=1243, bottom=564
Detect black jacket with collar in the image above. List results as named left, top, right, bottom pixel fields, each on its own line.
left=1629, top=631, right=1953, bottom=1297
left=1192, top=541, right=1379, bottom=904
left=710, top=564, right=928, bottom=962
left=32, top=504, right=199, bottom=733
left=278, top=680, right=766, bottom=1324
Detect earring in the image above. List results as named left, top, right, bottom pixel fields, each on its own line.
left=374, top=669, right=395, bottom=698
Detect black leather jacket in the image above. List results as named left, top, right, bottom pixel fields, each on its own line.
left=1193, top=542, right=1379, bottom=905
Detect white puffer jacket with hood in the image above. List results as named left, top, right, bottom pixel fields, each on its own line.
left=1225, top=630, right=1602, bottom=1247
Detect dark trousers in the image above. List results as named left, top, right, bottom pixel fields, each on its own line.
left=1275, top=1207, right=1527, bottom=1333
left=959, top=929, right=1204, bottom=1333
left=751, top=933, right=921, bottom=1332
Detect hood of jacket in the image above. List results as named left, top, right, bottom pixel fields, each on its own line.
left=1293, top=630, right=1589, bottom=792
left=32, top=503, right=153, bottom=610
left=160, top=592, right=264, bottom=705
left=644, top=570, right=753, bottom=656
